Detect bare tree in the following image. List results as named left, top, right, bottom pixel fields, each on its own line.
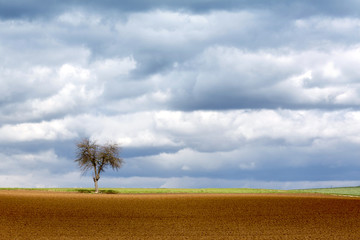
left=75, top=138, right=124, bottom=193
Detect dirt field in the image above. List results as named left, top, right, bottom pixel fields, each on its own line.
left=1, top=190, right=360, bottom=239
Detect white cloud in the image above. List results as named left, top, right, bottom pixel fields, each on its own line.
left=58, top=64, right=91, bottom=82
left=29, top=82, right=103, bottom=117
left=322, top=62, right=341, bottom=79
left=91, top=56, right=137, bottom=79
left=155, top=45, right=360, bottom=109
left=4, top=109, right=360, bottom=149
left=66, top=113, right=179, bottom=147
left=0, top=119, right=77, bottom=142
left=153, top=109, right=360, bottom=148
left=0, top=55, right=140, bottom=122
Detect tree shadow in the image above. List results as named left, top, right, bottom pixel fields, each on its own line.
left=74, top=189, right=118, bottom=194
left=75, top=189, right=93, bottom=193
left=100, top=190, right=118, bottom=194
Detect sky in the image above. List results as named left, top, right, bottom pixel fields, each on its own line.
left=1, top=0, right=360, bottom=189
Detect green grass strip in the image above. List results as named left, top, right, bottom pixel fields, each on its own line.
left=2, top=187, right=360, bottom=196
left=0, top=187, right=286, bottom=194
left=292, top=186, right=360, bottom=196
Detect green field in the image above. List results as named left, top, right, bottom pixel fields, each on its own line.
left=0, top=187, right=286, bottom=194
left=1, top=186, right=360, bottom=196
left=291, top=186, right=360, bottom=196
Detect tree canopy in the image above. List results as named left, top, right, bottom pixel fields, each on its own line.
left=75, top=138, right=123, bottom=193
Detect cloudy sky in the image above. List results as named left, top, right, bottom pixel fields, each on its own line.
left=1, top=0, right=360, bottom=189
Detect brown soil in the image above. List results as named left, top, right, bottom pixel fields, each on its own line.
left=1, top=190, right=360, bottom=239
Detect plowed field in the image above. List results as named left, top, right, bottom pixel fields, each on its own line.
left=1, top=190, right=360, bottom=239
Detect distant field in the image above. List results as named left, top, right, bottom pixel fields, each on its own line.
left=0, top=187, right=287, bottom=194
left=292, top=186, right=360, bottom=196
left=1, top=186, right=360, bottom=196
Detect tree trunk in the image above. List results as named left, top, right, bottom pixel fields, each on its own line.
left=93, top=166, right=99, bottom=194
left=94, top=179, right=99, bottom=193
